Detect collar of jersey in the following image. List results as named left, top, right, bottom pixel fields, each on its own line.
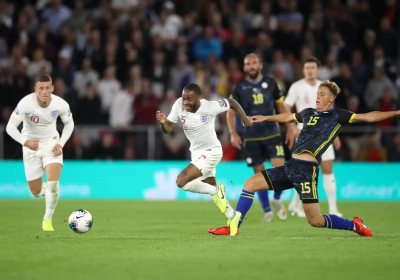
left=244, top=78, right=263, bottom=86
left=316, top=108, right=334, bottom=113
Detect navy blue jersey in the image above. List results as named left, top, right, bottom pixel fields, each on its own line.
left=231, top=77, right=284, bottom=140
left=292, top=108, right=355, bottom=163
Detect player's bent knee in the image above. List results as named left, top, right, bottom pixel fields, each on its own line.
left=306, top=216, right=325, bottom=227
left=28, top=177, right=43, bottom=196
left=175, top=175, right=187, bottom=188
left=243, top=178, right=258, bottom=192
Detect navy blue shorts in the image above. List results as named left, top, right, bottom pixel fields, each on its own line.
left=243, top=139, right=285, bottom=167
left=261, top=158, right=319, bottom=203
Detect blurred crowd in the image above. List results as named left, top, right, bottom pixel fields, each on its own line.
left=0, top=0, right=400, bottom=161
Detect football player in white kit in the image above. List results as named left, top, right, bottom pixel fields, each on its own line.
left=285, top=57, right=342, bottom=217
left=6, top=74, right=74, bottom=231
left=156, top=83, right=252, bottom=221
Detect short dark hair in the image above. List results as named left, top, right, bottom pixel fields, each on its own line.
left=304, top=56, right=321, bottom=68
left=183, top=83, right=202, bottom=95
left=35, top=74, right=52, bottom=85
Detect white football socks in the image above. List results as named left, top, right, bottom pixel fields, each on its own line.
left=43, top=181, right=60, bottom=221
left=182, top=179, right=235, bottom=219
left=225, top=200, right=235, bottom=219
left=323, top=173, right=338, bottom=213
left=182, top=179, right=218, bottom=195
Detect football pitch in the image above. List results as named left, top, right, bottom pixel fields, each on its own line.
left=0, top=200, right=399, bottom=280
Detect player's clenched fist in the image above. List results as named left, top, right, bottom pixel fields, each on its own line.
left=156, top=111, right=166, bottom=124
left=52, top=143, right=63, bottom=156
left=24, top=139, right=39, bottom=151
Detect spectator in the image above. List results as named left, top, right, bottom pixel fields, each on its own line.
left=376, top=16, right=399, bottom=60
left=388, top=133, right=400, bottom=162
left=350, top=50, right=370, bottom=97
left=63, top=133, right=92, bottom=159
left=27, top=48, right=53, bottom=80
left=109, top=81, right=135, bottom=129
left=364, top=67, right=397, bottom=110
left=97, top=65, right=121, bottom=120
left=319, top=53, right=339, bottom=81
left=341, top=96, right=369, bottom=161
left=77, top=82, right=103, bottom=124
left=149, top=51, right=169, bottom=99
left=73, top=58, right=99, bottom=98
left=169, top=52, right=195, bottom=94
left=91, top=132, right=121, bottom=160
left=193, top=26, right=222, bottom=66
left=133, top=79, right=159, bottom=125
left=357, top=133, right=387, bottom=162
left=42, top=0, right=72, bottom=34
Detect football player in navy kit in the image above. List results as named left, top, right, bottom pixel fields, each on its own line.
left=209, top=54, right=296, bottom=235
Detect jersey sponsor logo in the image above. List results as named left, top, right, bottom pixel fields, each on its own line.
left=253, top=88, right=258, bottom=92
left=50, top=110, right=59, bottom=118
left=200, top=114, right=209, bottom=123
left=218, top=100, right=227, bottom=107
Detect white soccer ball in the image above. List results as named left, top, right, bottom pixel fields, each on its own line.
left=68, top=209, right=93, bottom=234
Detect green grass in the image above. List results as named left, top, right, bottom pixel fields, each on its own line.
left=0, top=200, right=399, bottom=280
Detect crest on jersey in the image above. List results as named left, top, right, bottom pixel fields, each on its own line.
left=200, top=114, right=209, bottom=123
left=304, top=94, right=310, bottom=104
left=253, top=88, right=258, bottom=92
left=50, top=110, right=59, bottom=118
left=262, top=82, right=268, bottom=89
left=218, top=100, right=227, bottom=107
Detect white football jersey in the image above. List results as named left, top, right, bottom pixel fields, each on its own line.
left=12, top=93, right=72, bottom=140
left=167, top=98, right=230, bottom=153
left=285, top=79, right=322, bottom=128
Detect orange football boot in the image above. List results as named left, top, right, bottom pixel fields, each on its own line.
left=353, top=216, right=373, bottom=236
left=208, top=226, right=240, bottom=236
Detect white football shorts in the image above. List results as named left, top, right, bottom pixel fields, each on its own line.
left=23, top=137, right=63, bottom=181
left=191, top=147, right=223, bottom=180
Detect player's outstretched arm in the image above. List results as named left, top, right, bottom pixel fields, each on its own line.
left=251, top=113, right=296, bottom=123
left=227, top=98, right=252, bottom=127
left=351, top=110, right=400, bottom=123
left=156, top=111, right=175, bottom=134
